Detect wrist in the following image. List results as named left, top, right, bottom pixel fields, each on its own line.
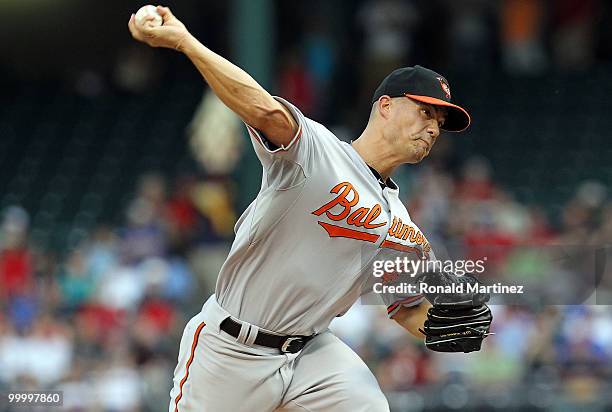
left=176, top=32, right=195, bottom=54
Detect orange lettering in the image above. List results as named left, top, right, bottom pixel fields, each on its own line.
left=402, top=227, right=415, bottom=241
left=388, top=217, right=400, bottom=236
left=363, top=204, right=385, bottom=229
left=415, top=232, right=423, bottom=245
left=409, top=228, right=419, bottom=243
left=347, top=207, right=369, bottom=227
left=313, top=182, right=387, bottom=237
left=312, top=182, right=359, bottom=221
left=397, top=224, right=410, bottom=239
left=395, top=219, right=405, bottom=237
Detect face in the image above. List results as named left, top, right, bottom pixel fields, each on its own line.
left=379, top=96, right=447, bottom=164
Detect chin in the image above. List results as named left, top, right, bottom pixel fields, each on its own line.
left=406, top=156, right=424, bottom=164
left=407, top=149, right=428, bottom=164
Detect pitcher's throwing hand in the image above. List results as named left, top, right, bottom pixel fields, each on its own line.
left=128, top=6, right=189, bottom=51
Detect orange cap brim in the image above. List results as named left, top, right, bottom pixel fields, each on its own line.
left=405, top=94, right=471, bottom=132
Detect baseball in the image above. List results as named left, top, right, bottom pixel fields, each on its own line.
left=135, top=5, right=163, bottom=28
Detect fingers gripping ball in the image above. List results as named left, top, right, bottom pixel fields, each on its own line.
left=417, top=272, right=493, bottom=353
left=135, top=5, right=163, bottom=28
left=129, top=6, right=188, bottom=51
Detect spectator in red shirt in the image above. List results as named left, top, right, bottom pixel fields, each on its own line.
left=0, top=206, right=34, bottom=301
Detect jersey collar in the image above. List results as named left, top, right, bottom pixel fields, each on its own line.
left=367, top=165, right=398, bottom=191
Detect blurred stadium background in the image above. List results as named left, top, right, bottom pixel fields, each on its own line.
left=1, top=0, right=611, bottom=411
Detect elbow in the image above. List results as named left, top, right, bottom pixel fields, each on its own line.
left=242, top=93, right=284, bottom=129
left=251, top=102, right=298, bottom=147
left=259, top=105, right=294, bottom=130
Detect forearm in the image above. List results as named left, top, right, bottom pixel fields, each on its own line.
left=392, top=302, right=431, bottom=339
left=128, top=6, right=296, bottom=144
left=180, top=34, right=285, bottom=131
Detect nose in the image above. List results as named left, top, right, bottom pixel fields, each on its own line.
left=426, top=121, right=440, bottom=140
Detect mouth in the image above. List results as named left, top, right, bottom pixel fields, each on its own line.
left=417, top=138, right=430, bottom=151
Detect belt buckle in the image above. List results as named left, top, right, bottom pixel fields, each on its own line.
left=280, top=337, right=304, bottom=354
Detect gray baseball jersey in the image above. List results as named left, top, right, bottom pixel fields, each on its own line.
left=169, top=97, right=434, bottom=411
left=215, top=97, right=432, bottom=336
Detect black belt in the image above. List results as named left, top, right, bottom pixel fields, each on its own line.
left=220, top=317, right=314, bottom=354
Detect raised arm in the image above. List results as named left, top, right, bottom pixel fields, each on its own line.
left=128, top=6, right=298, bottom=146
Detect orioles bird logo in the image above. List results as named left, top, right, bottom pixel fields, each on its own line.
left=437, top=77, right=451, bottom=100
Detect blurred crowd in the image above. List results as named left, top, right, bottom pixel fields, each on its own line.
left=46, top=0, right=612, bottom=131
left=0, top=173, right=236, bottom=411
left=273, top=0, right=611, bottom=129
left=1, top=155, right=610, bottom=411
left=0, top=0, right=611, bottom=411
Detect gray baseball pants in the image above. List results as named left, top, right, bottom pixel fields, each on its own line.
left=168, top=295, right=390, bottom=412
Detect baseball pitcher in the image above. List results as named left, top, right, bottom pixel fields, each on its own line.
left=129, top=6, right=492, bottom=412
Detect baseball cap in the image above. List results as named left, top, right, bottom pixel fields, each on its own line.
left=372, top=65, right=471, bottom=132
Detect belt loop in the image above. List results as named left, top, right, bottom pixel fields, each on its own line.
left=237, top=321, right=250, bottom=344
left=245, top=324, right=259, bottom=346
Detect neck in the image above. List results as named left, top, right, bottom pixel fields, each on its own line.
left=351, top=127, right=400, bottom=179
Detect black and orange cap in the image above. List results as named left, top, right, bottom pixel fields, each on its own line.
left=372, top=65, right=471, bottom=132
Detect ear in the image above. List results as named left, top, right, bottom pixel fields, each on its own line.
left=377, top=96, right=393, bottom=120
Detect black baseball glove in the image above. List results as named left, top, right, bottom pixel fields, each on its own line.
left=417, top=272, right=493, bottom=353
